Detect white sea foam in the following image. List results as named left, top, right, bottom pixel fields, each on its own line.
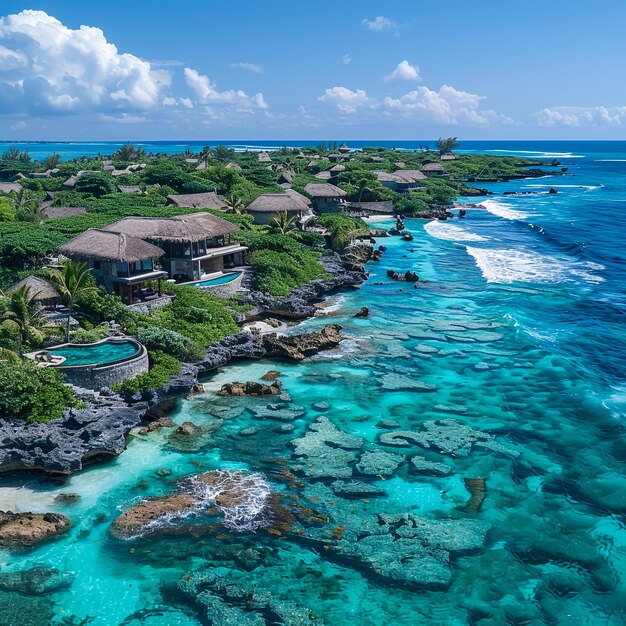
left=596, top=159, right=626, bottom=162
left=490, top=150, right=585, bottom=159
left=479, top=199, right=531, bottom=220
left=424, top=220, right=489, bottom=242
left=525, top=184, right=602, bottom=191
left=466, top=247, right=604, bottom=284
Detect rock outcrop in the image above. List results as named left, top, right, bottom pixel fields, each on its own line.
left=0, top=567, right=74, bottom=595
left=0, top=511, right=71, bottom=548
left=219, top=381, right=282, bottom=397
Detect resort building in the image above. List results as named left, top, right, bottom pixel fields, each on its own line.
left=440, top=153, right=457, bottom=161
left=117, top=185, right=142, bottom=194
left=304, top=182, right=348, bottom=214
left=394, top=169, right=427, bottom=183
left=166, top=192, right=228, bottom=210
left=245, top=193, right=309, bottom=225
left=338, top=143, right=351, bottom=154
left=277, top=170, right=294, bottom=186
left=374, top=171, right=422, bottom=193
left=258, top=152, right=272, bottom=163
left=58, top=229, right=168, bottom=304
left=225, top=162, right=242, bottom=170
left=420, top=162, right=450, bottom=177
left=7, top=275, right=61, bottom=307
left=104, top=213, right=246, bottom=282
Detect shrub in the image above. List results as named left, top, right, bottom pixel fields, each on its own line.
left=113, top=350, right=181, bottom=393
left=0, top=359, right=78, bottom=423
left=74, top=172, right=116, bottom=197
left=70, top=325, right=110, bottom=344
left=137, top=326, right=199, bottom=360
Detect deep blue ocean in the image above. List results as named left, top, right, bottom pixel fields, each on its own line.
left=0, top=141, right=625, bottom=624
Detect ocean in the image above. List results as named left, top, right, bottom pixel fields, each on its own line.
left=0, top=141, right=625, bottom=624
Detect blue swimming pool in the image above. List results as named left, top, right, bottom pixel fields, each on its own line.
left=48, top=340, right=140, bottom=366
left=188, top=271, right=242, bottom=288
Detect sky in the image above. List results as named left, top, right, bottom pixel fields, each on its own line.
left=0, top=0, right=625, bottom=140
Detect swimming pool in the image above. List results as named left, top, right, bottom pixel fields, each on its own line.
left=187, top=271, right=242, bottom=288
left=48, top=339, right=141, bottom=366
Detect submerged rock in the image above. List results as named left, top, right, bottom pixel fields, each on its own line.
left=356, top=451, right=404, bottom=476
left=260, top=370, right=281, bottom=381
left=380, top=373, right=437, bottom=392
left=354, top=306, right=370, bottom=318
left=410, top=456, right=451, bottom=476
left=379, top=419, right=519, bottom=458
left=0, top=591, right=55, bottom=626
left=167, top=420, right=220, bottom=452
left=0, top=567, right=74, bottom=595
left=312, top=401, right=331, bottom=411
left=291, top=416, right=363, bottom=479
left=376, top=419, right=400, bottom=430
left=54, top=493, right=81, bottom=505
left=331, top=480, right=386, bottom=498
left=251, top=405, right=305, bottom=422
left=260, top=324, right=344, bottom=360
left=461, top=477, right=487, bottom=512
left=0, top=511, right=71, bottom=549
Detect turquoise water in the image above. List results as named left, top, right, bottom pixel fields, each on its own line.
left=49, top=340, right=140, bottom=366
left=1, top=142, right=626, bottom=624
left=187, top=272, right=242, bottom=287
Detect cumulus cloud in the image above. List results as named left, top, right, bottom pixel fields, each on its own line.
left=535, top=106, right=626, bottom=127
left=384, top=60, right=420, bottom=82
left=184, top=67, right=267, bottom=111
left=343, top=54, right=351, bottom=65
left=0, top=10, right=169, bottom=115
left=383, top=85, right=513, bottom=125
left=318, top=86, right=370, bottom=114
left=229, top=61, right=264, bottom=74
left=361, top=16, right=396, bottom=31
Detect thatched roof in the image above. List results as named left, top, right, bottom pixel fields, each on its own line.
left=246, top=193, right=305, bottom=214
left=225, top=162, right=242, bottom=170
left=374, top=171, right=415, bottom=184
left=258, top=152, right=272, bottom=162
left=185, top=158, right=199, bottom=164
left=348, top=200, right=394, bottom=214
left=105, top=212, right=238, bottom=243
left=329, top=164, right=346, bottom=173
left=277, top=170, right=293, bottom=185
left=117, top=185, right=142, bottom=194
left=7, top=276, right=61, bottom=302
left=338, top=143, right=350, bottom=153
left=314, top=171, right=332, bottom=180
left=284, top=188, right=311, bottom=208
left=0, top=183, right=21, bottom=194
left=59, top=229, right=164, bottom=263
left=167, top=192, right=227, bottom=209
left=195, top=161, right=207, bottom=171
left=62, top=176, right=78, bottom=188
left=440, top=154, right=457, bottom=161
left=43, top=206, right=87, bottom=219
left=394, top=161, right=406, bottom=168
left=304, top=183, right=347, bottom=198
left=421, top=162, right=447, bottom=172
left=394, top=169, right=427, bottom=181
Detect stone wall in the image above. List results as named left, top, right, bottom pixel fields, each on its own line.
left=127, top=295, right=174, bottom=314
left=58, top=344, right=149, bottom=390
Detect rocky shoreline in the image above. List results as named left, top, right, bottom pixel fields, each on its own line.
left=0, top=254, right=366, bottom=476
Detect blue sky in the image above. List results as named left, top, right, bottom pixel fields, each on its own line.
left=0, top=0, right=625, bottom=140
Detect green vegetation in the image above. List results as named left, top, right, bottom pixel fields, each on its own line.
left=0, top=359, right=78, bottom=423
left=315, top=214, right=370, bottom=250
left=436, top=137, right=459, bottom=155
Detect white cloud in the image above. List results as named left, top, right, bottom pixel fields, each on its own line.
left=361, top=16, right=396, bottom=32
left=99, top=113, right=149, bottom=124
left=184, top=67, right=267, bottom=111
left=179, top=97, right=194, bottom=109
left=535, top=106, right=626, bottom=127
left=0, top=10, right=169, bottom=115
left=343, top=54, right=351, bottom=65
left=229, top=61, right=264, bottom=74
left=162, top=96, right=194, bottom=109
left=318, top=86, right=370, bottom=114
left=385, top=60, right=420, bottom=82
left=383, top=85, right=513, bottom=125
left=162, top=97, right=177, bottom=106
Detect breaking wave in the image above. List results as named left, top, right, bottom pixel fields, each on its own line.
left=479, top=199, right=531, bottom=221
left=424, top=220, right=489, bottom=242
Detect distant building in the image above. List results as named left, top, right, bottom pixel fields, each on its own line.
left=374, top=171, right=422, bottom=193
left=304, top=183, right=348, bottom=214
left=421, top=162, right=449, bottom=177
left=166, top=192, right=228, bottom=210
left=245, top=193, right=309, bottom=225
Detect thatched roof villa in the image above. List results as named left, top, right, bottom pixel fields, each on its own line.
left=7, top=275, right=61, bottom=306
left=304, top=182, right=347, bottom=214
left=277, top=170, right=294, bottom=186
left=338, top=142, right=351, bottom=154
left=104, top=213, right=246, bottom=282
left=0, top=183, right=22, bottom=194
left=440, top=153, right=457, bottom=161
left=58, top=229, right=167, bottom=304
left=421, top=162, right=449, bottom=177
left=394, top=169, right=427, bottom=182
left=258, top=152, right=272, bottom=163
left=117, top=185, right=142, bottom=194
left=374, top=171, right=422, bottom=192
left=166, top=192, right=228, bottom=210
left=43, top=206, right=87, bottom=219
left=246, top=193, right=309, bottom=225
left=225, top=162, right=242, bottom=170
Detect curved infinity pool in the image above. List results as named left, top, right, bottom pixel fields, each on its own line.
left=188, top=271, right=242, bottom=287
left=48, top=340, right=140, bottom=366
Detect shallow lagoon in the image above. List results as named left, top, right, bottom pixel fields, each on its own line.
left=1, top=146, right=626, bottom=624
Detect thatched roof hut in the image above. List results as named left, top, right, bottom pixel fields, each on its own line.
left=258, top=152, right=272, bottom=163
left=284, top=188, right=311, bottom=208
left=166, top=192, right=227, bottom=210
left=105, top=213, right=238, bottom=243
left=329, top=164, right=346, bottom=173
left=225, top=162, right=242, bottom=170
left=314, top=171, right=332, bottom=181
left=440, top=154, right=457, bottom=161
left=338, top=143, right=350, bottom=153
left=195, top=161, right=207, bottom=171
left=59, top=229, right=164, bottom=263
left=277, top=170, right=293, bottom=185
left=421, top=162, right=447, bottom=173
left=394, top=169, right=427, bottom=181
left=304, top=183, right=347, bottom=198
left=0, top=183, right=21, bottom=194
left=43, top=206, right=87, bottom=219
left=246, top=193, right=306, bottom=215
left=117, top=185, right=142, bottom=194
left=7, top=275, right=61, bottom=304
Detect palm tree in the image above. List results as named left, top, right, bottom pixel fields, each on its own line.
left=224, top=192, right=245, bottom=214
left=269, top=211, right=302, bottom=239
left=1, top=286, right=44, bottom=356
left=49, top=259, right=96, bottom=342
